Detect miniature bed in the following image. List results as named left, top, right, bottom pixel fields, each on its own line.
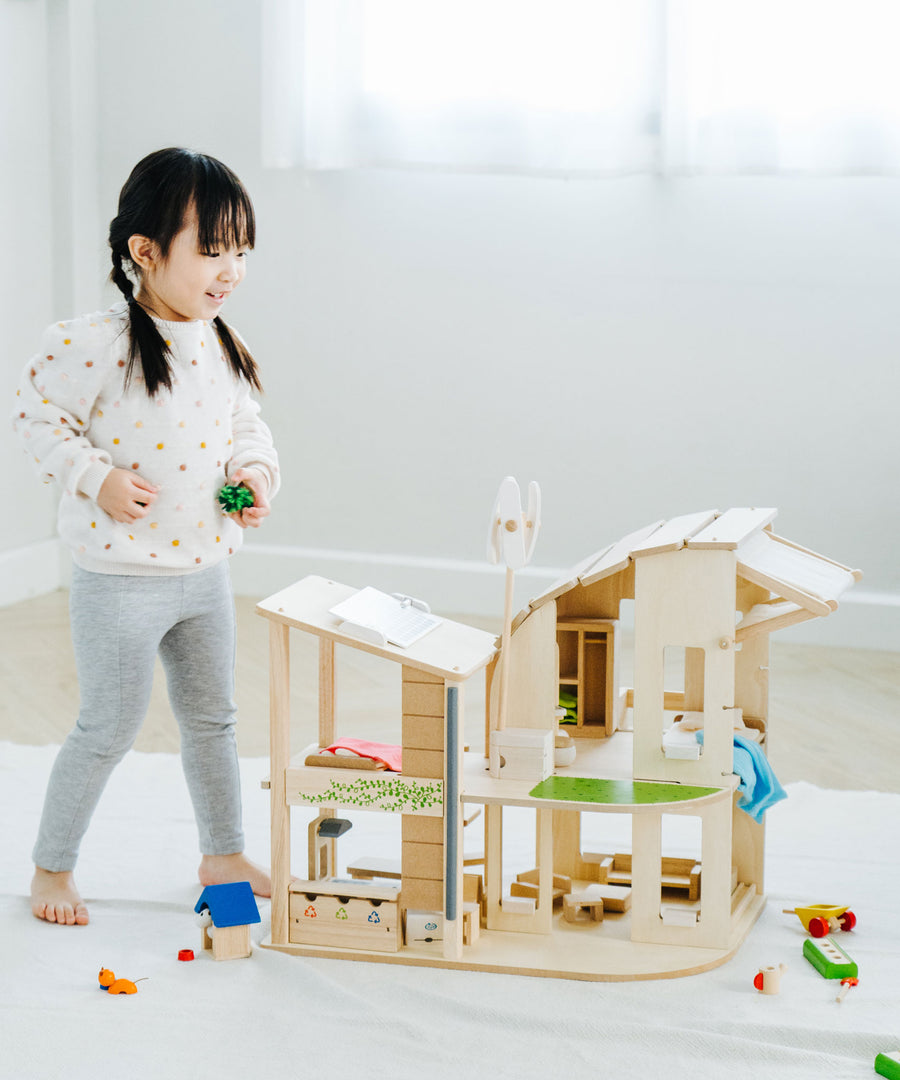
left=255, top=507, right=861, bottom=981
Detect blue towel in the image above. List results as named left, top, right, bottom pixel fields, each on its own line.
left=696, top=731, right=787, bottom=823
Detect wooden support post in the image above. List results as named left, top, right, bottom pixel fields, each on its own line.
left=485, top=803, right=503, bottom=929
left=696, top=797, right=733, bottom=947
left=318, top=638, right=335, bottom=749
left=552, top=808, right=582, bottom=880
left=269, top=621, right=291, bottom=947
left=630, top=813, right=662, bottom=944
left=535, top=808, right=554, bottom=934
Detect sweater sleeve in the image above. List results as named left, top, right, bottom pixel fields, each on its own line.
left=11, top=320, right=116, bottom=500
left=226, top=377, right=281, bottom=498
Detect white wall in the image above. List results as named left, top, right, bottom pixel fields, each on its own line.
left=1, top=0, right=56, bottom=561
left=4, top=0, right=899, bottom=647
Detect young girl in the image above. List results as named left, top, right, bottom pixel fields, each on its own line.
left=12, top=148, right=279, bottom=926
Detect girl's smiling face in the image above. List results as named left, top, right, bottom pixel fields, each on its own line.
left=129, top=213, right=249, bottom=323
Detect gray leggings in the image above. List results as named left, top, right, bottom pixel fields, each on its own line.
left=33, top=561, right=243, bottom=872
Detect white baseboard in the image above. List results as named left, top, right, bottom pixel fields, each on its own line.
left=4, top=538, right=899, bottom=652
left=0, top=539, right=66, bottom=607
left=776, top=588, right=900, bottom=652
left=228, top=541, right=555, bottom=621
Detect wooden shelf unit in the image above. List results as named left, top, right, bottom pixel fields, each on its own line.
left=557, top=617, right=618, bottom=738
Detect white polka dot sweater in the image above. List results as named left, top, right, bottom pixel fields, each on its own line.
left=12, top=302, right=280, bottom=575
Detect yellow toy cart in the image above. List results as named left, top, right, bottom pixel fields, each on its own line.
left=783, top=904, right=857, bottom=938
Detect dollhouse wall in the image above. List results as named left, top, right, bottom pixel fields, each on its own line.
left=632, top=548, right=739, bottom=787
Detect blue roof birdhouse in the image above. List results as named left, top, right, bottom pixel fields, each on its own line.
left=194, top=881, right=261, bottom=928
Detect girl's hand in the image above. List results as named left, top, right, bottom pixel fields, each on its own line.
left=97, top=468, right=159, bottom=523
left=227, top=467, right=271, bottom=529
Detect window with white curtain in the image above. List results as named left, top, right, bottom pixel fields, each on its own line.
left=261, top=0, right=900, bottom=175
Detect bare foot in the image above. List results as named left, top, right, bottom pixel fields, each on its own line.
left=198, top=853, right=272, bottom=898
left=31, top=868, right=89, bottom=925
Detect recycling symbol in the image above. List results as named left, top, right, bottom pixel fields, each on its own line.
left=304, top=905, right=317, bottom=918
left=335, top=907, right=349, bottom=920
left=368, top=911, right=381, bottom=924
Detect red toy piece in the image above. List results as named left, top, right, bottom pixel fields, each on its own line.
left=753, top=963, right=787, bottom=994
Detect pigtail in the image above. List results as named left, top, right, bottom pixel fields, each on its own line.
left=110, top=249, right=175, bottom=397
left=213, top=317, right=262, bottom=393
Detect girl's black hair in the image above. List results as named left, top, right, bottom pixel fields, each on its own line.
left=108, top=147, right=261, bottom=396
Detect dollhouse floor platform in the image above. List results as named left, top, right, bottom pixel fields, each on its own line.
left=261, top=887, right=766, bottom=982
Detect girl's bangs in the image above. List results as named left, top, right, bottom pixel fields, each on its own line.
left=194, top=166, right=255, bottom=251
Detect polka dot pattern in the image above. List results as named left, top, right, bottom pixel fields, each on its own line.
left=14, top=305, right=278, bottom=572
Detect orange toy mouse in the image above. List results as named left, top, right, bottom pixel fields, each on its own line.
left=98, top=967, right=146, bottom=995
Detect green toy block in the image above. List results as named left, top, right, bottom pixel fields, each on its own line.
left=217, top=484, right=255, bottom=513
left=802, top=936, right=858, bottom=980
left=875, top=1052, right=900, bottom=1079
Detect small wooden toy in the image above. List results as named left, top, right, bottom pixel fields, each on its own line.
left=217, top=483, right=255, bottom=513
left=875, top=1051, right=900, bottom=1079
left=803, top=936, right=858, bottom=980
left=835, top=976, right=859, bottom=1003
left=194, top=881, right=261, bottom=960
left=753, top=963, right=787, bottom=994
left=784, top=904, right=857, bottom=937
left=98, top=967, right=145, bottom=994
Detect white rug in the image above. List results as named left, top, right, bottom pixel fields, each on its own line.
left=1, top=741, right=898, bottom=1080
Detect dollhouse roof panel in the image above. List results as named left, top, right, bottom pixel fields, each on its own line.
left=517, top=508, right=859, bottom=634
left=628, top=510, right=719, bottom=558
left=736, top=530, right=861, bottom=612
left=257, top=576, right=498, bottom=679
left=685, top=507, right=778, bottom=549
left=525, top=544, right=616, bottom=614
left=577, top=520, right=666, bottom=587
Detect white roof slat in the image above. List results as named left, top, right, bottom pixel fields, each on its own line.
left=629, top=510, right=720, bottom=558
left=686, top=507, right=778, bottom=550
left=737, top=531, right=858, bottom=609
left=526, top=545, right=615, bottom=615
left=578, top=521, right=666, bottom=587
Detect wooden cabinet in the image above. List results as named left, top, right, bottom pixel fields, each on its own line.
left=557, top=618, right=618, bottom=737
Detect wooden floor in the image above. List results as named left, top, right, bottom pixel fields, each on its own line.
left=1, top=590, right=898, bottom=793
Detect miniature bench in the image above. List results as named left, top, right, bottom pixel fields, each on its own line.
left=584, top=852, right=701, bottom=902
left=512, top=869, right=572, bottom=908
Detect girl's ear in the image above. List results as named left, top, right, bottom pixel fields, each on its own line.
left=127, top=234, right=159, bottom=272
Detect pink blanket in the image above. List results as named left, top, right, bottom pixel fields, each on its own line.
left=323, top=737, right=403, bottom=772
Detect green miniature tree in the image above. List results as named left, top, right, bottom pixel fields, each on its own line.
left=217, top=484, right=255, bottom=513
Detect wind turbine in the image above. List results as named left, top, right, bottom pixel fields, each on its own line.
left=487, top=476, right=541, bottom=775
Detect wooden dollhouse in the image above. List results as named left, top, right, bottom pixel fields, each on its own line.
left=257, top=507, right=860, bottom=980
